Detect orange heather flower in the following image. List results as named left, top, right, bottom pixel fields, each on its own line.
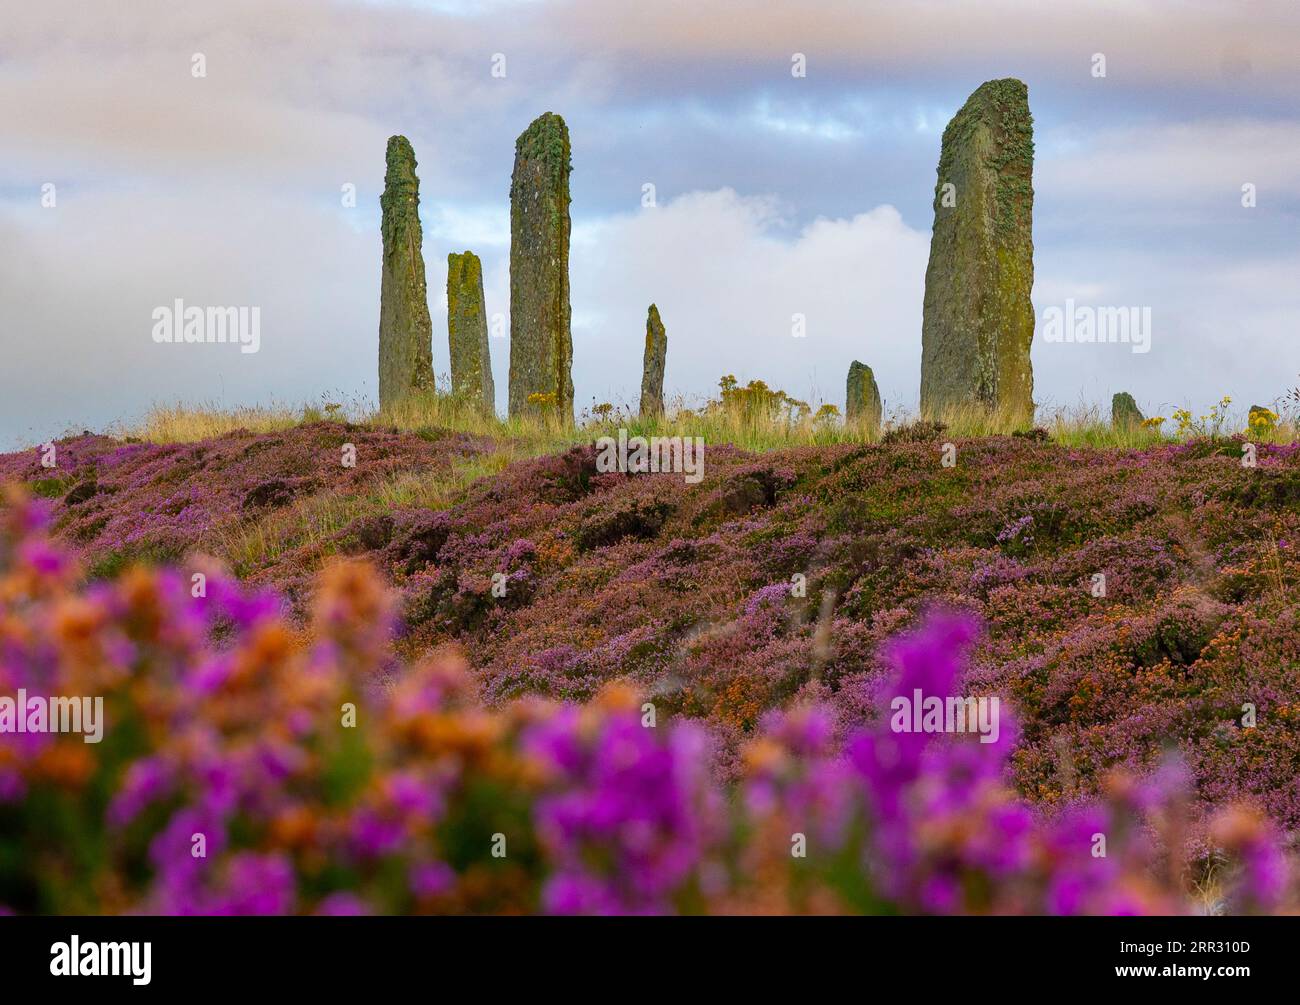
left=314, top=559, right=392, bottom=636
left=228, top=622, right=295, bottom=688
left=32, top=742, right=96, bottom=787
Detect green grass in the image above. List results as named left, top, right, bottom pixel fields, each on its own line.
left=125, top=390, right=1299, bottom=457
left=216, top=452, right=522, bottom=576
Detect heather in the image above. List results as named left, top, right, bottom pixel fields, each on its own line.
left=0, top=422, right=496, bottom=596
left=0, top=490, right=1290, bottom=915
left=5, top=423, right=1300, bottom=864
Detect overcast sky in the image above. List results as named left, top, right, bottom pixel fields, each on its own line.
left=2, top=0, right=1298, bottom=447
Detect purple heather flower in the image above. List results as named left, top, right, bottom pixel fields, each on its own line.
left=411, top=862, right=456, bottom=899
left=108, top=757, right=173, bottom=828
left=527, top=709, right=718, bottom=915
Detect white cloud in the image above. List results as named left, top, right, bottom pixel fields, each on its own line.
left=1039, top=120, right=1300, bottom=204
left=568, top=189, right=929, bottom=413
left=1031, top=252, right=1300, bottom=418
left=2, top=0, right=1299, bottom=447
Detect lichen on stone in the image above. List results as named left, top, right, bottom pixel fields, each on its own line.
left=639, top=304, right=667, bottom=418
left=1112, top=391, right=1144, bottom=429
left=920, top=78, right=1035, bottom=422
left=846, top=360, right=882, bottom=431
left=447, top=250, right=495, bottom=416
left=378, top=135, right=435, bottom=408
left=507, top=112, right=573, bottom=422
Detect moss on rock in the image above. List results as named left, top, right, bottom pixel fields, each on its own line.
left=846, top=360, right=882, bottom=431
left=920, top=79, right=1035, bottom=422
left=378, top=135, right=435, bottom=408
left=508, top=112, right=573, bottom=422
left=639, top=304, right=667, bottom=418
left=447, top=250, right=495, bottom=416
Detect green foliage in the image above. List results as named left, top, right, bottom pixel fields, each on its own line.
left=709, top=375, right=811, bottom=424
left=512, top=112, right=572, bottom=183
left=29, top=477, right=67, bottom=499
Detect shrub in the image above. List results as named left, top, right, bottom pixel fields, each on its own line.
left=0, top=487, right=1290, bottom=915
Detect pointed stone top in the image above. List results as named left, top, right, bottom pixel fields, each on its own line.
left=942, top=78, right=1031, bottom=148
left=382, top=137, right=419, bottom=204
left=645, top=303, right=665, bottom=350
left=518, top=111, right=568, bottom=138
left=941, top=79, right=1033, bottom=178
left=385, top=135, right=417, bottom=172
left=514, top=112, right=571, bottom=176
left=954, top=78, right=1029, bottom=116
left=973, top=77, right=1028, bottom=95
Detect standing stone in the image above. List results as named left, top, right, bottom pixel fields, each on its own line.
left=846, top=361, right=883, bottom=430
left=378, top=135, right=435, bottom=409
left=508, top=112, right=573, bottom=421
left=639, top=304, right=667, bottom=418
left=1111, top=391, right=1144, bottom=428
left=919, top=78, right=1035, bottom=421
left=446, top=251, right=495, bottom=415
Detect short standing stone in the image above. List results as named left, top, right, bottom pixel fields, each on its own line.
left=446, top=251, right=495, bottom=416
left=508, top=112, right=573, bottom=421
left=639, top=304, right=667, bottom=418
left=919, top=78, right=1035, bottom=421
left=378, top=135, right=435, bottom=409
left=846, top=360, right=882, bottom=431
left=1111, top=391, right=1144, bottom=428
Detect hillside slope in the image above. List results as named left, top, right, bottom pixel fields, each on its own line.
left=4, top=424, right=1300, bottom=830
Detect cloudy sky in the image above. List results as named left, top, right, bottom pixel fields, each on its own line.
left=2, top=0, right=1298, bottom=447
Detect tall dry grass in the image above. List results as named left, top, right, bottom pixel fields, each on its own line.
left=126, top=391, right=1299, bottom=454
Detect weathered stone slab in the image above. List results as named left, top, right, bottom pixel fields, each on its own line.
left=378, top=135, right=435, bottom=408
left=1112, top=391, right=1144, bottom=428
left=447, top=250, right=495, bottom=415
left=846, top=360, right=882, bottom=431
left=508, top=112, right=573, bottom=421
left=919, top=78, right=1035, bottom=421
left=639, top=304, right=667, bottom=418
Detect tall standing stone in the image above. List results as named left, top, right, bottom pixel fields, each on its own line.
left=378, top=135, right=435, bottom=409
left=919, top=78, right=1035, bottom=421
left=508, top=112, right=573, bottom=421
left=846, top=360, right=883, bottom=430
left=446, top=251, right=495, bottom=416
left=639, top=304, right=667, bottom=418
